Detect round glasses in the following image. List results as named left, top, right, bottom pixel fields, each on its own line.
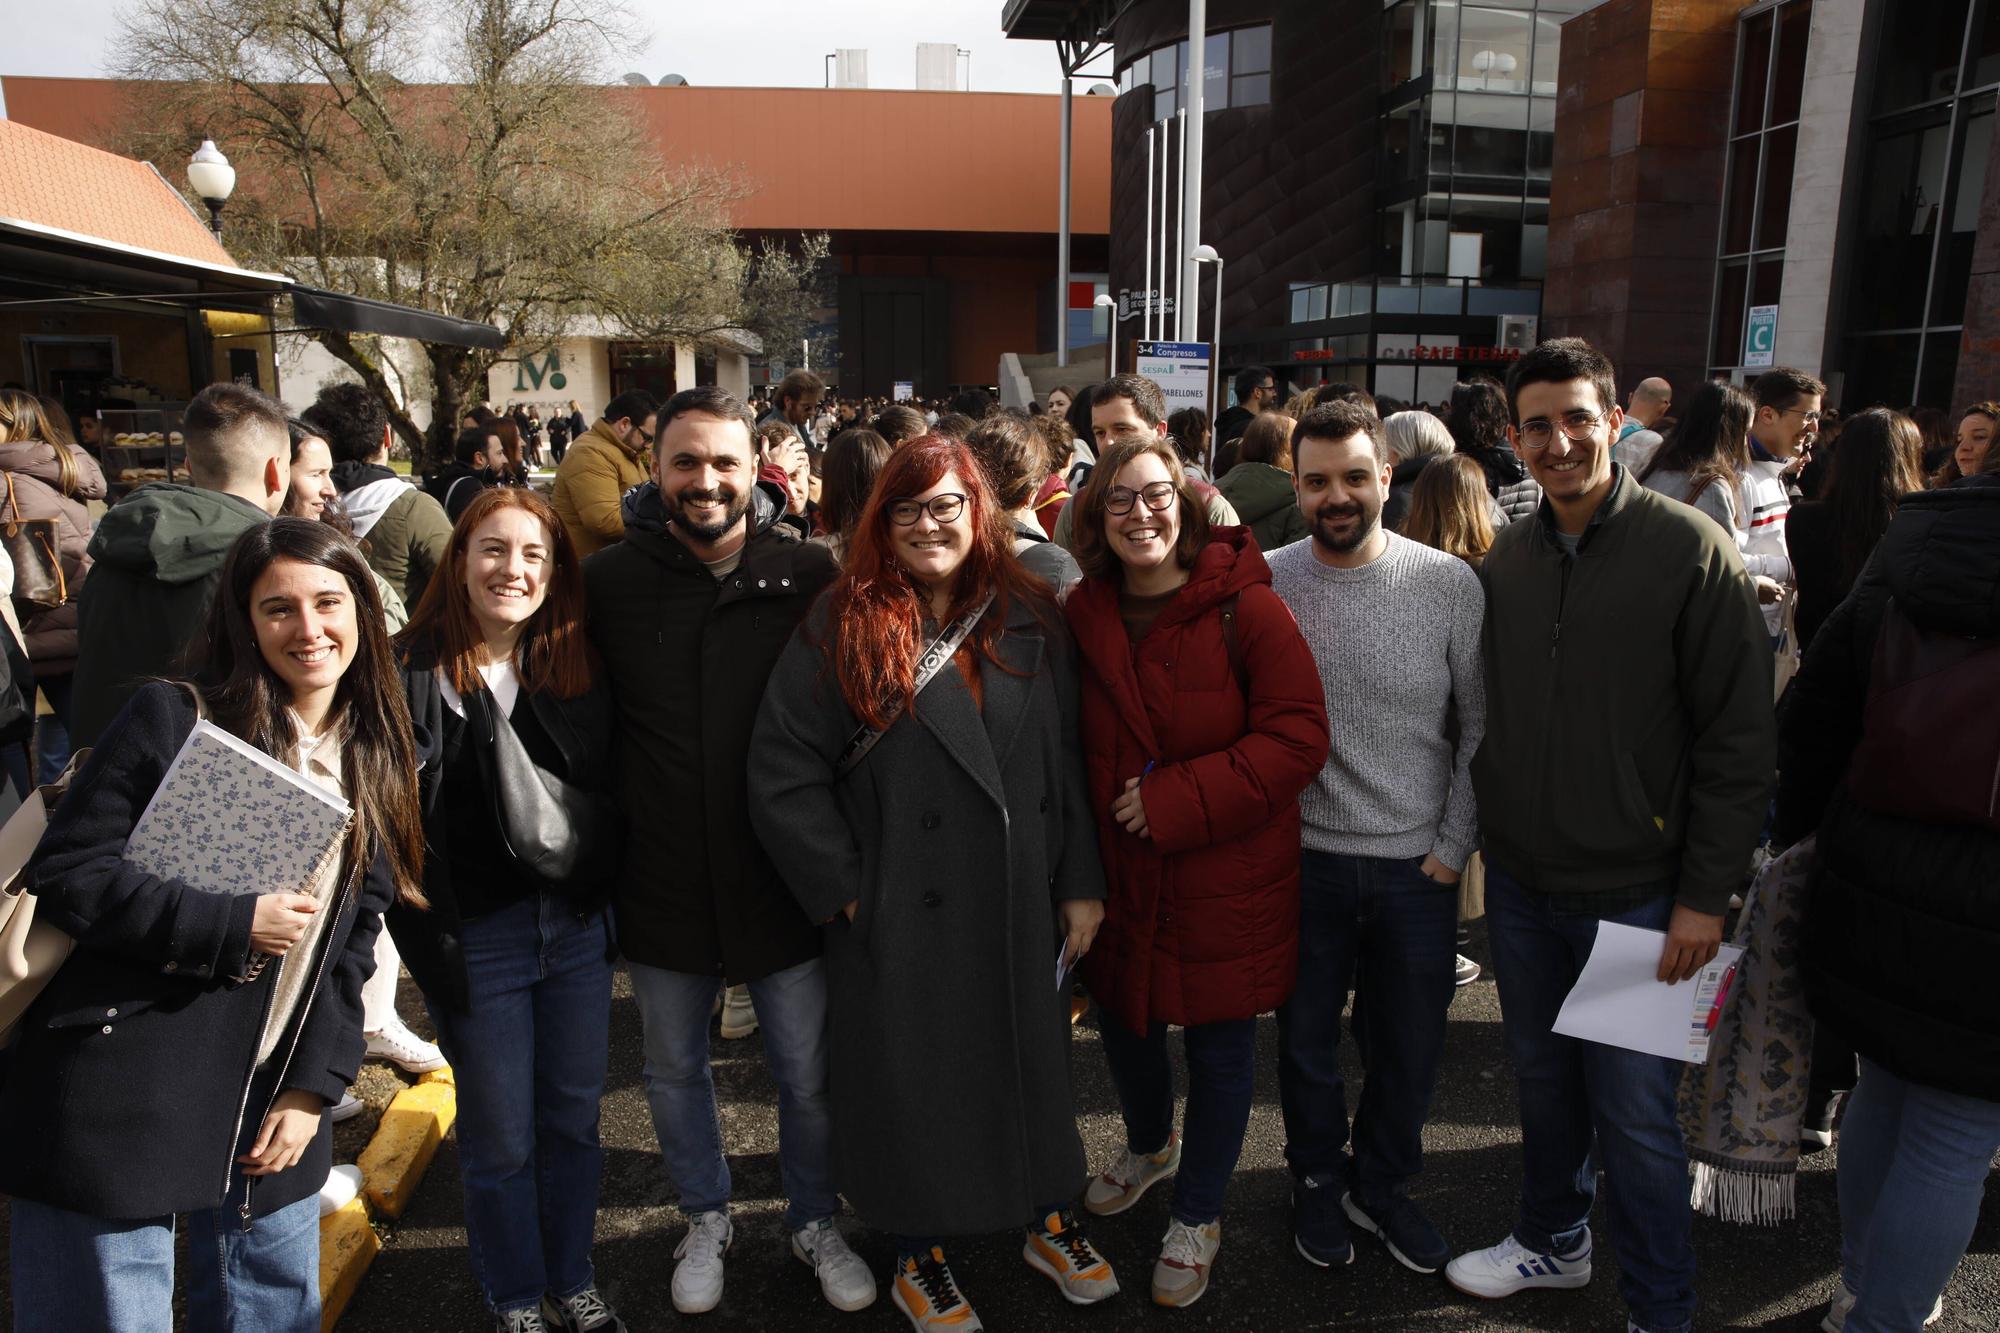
left=889, top=493, right=967, bottom=526
left=1517, top=411, right=1606, bottom=451
left=1105, top=481, right=1178, bottom=515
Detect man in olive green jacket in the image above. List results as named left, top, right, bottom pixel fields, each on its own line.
left=1445, top=339, right=1773, bottom=1333
left=551, top=391, right=658, bottom=558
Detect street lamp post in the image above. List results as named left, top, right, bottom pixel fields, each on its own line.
left=187, top=139, right=235, bottom=239
left=1093, top=293, right=1118, bottom=377
left=1193, top=243, right=1225, bottom=470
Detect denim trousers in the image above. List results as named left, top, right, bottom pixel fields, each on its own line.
left=628, top=955, right=836, bottom=1231
left=1484, top=866, right=1694, bottom=1333
left=427, top=893, right=614, bottom=1314
left=1837, top=1057, right=2000, bottom=1333
left=9, top=1192, right=320, bottom=1332
left=34, top=673, right=74, bottom=788
left=1276, top=850, right=1458, bottom=1206
left=1097, top=1012, right=1258, bottom=1225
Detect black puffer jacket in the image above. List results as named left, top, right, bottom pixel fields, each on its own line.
left=584, top=479, right=839, bottom=982
left=1776, top=472, right=2000, bottom=1101
left=1462, top=444, right=1542, bottom=525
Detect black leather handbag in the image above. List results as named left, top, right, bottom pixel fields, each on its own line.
left=472, top=689, right=621, bottom=889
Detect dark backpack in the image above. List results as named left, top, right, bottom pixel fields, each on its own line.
left=1846, top=597, right=2000, bottom=831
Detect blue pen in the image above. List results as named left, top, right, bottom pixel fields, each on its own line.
left=1141, top=760, right=1157, bottom=779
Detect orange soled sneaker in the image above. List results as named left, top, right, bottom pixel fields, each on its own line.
left=891, top=1248, right=982, bottom=1332
left=1023, top=1208, right=1120, bottom=1305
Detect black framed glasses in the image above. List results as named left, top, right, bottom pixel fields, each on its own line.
left=888, top=493, right=967, bottom=526
left=1517, top=411, right=1606, bottom=451
left=1105, top=481, right=1178, bottom=515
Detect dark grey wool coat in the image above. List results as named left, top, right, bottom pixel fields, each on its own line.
left=748, top=590, right=1106, bottom=1237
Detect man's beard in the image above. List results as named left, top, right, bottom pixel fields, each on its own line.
left=1309, top=500, right=1379, bottom=555
left=670, top=484, right=752, bottom=541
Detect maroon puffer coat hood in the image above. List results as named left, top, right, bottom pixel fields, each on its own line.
left=1064, top=528, right=1330, bottom=1031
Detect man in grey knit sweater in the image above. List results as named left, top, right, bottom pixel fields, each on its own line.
left=1267, top=401, right=1486, bottom=1279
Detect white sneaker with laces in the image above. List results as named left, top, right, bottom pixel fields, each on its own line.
left=719, top=985, right=759, bottom=1040
left=365, top=1017, right=447, bottom=1073
left=1819, top=1281, right=1942, bottom=1333
left=317, top=1163, right=362, bottom=1217
left=793, top=1218, right=878, bottom=1312
left=540, top=1285, right=626, bottom=1333
left=672, top=1210, right=733, bottom=1314
left=1084, top=1133, right=1181, bottom=1216
left=329, top=1091, right=366, bottom=1123
left=1445, top=1232, right=1592, bottom=1299
left=1151, top=1218, right=1221, bottom=1308
left=1454, top=954, right=1482, bottom=986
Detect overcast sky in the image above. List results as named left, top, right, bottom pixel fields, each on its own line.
left=2, top=0, right=1111, bottom=95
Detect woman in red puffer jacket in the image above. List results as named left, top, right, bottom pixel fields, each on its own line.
left=1063, top=434, right=1328, bottom=1309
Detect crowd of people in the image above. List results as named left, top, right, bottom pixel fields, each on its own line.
left=0, top=335, right=1993, bottom=1333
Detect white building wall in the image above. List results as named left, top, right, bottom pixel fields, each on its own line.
left=1773, top=0, right=1869, bottom=377
left=487, top=338, right=611, bottom=420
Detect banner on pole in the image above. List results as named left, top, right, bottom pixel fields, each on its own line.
left=1135, top=340, right=1213, bottom=418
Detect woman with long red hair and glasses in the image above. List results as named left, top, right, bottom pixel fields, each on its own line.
left=387, top=486, right=626, bottom=1333
left=750, top=435, right=1117, bottom=1332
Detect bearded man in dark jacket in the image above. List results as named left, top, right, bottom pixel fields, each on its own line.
left=582, top=387, right=871, bottom=1316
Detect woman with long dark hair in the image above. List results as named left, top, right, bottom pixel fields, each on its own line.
left=1064, top=435, right=1327, bottom=1307
left=814, top=426, right=893, bottom=562
left=1447, top=378, right=1539, bottom=523
left=1786, top=408, right=1925, bottom=653
left=1, top=519, right=424, bottom=1332
left=1404, top=453, right=1498, bottom=568
left=749, top=435, right=1116, bottom=1330
left=389, top=486, right=623, bottom=1333
left=1636, top=380, right=1755, bottom=536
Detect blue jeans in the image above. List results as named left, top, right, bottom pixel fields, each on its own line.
left=1485, top=866, right=1694, bottom=1333
left=628, top=955, right=836, bottom=1231
left=427, top=894, right=614, bottom=1314
left=1276, top=850, right=1458, bottom=1205
left=1837, top=1057, right=2000, bottom=1333
left=1097, top=1013, right=1257, bottom=1225
left=35, top=674, right=73, bottom=787
left=9, top=1192, right=319, bottom=1332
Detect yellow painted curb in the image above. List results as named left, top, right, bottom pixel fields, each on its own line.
left=357, top=1081, right=458, bottom=1220
left=418, top=1065, right=455, bottom=1087
left=318, top=1198, right=379, bottom=1333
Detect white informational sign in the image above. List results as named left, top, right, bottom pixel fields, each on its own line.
left=1744, top=305, right=1778, bottom=369
left=893, top=381, right=915, bottom=402
left=1135, top=340, right=1212, bottom=419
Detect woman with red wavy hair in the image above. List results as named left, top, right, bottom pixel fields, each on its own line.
left=749, top=435, right=1118, bottom=1331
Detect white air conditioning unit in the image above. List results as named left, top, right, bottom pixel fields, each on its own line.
left=833, top=49, right=869, bottom=89
left=916, top=43, right=959, bottom=91
left=1498, top=314, right=1539, bottom=351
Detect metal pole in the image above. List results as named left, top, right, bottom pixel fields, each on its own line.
left=1159, top=121, right=1171, bottom=342
left=1181, top=0, right=1207, bottom=341
left=1142, top=127, right=1155, bottom=345
left=1211, top=259, right=1225, bottom=433
left=1174, top=107, right=1186, bottom=340
left=1057, top=56, right=1073, bottom=368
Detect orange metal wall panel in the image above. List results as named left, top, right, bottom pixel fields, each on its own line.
left=1, top=77, right=1112, bottom=238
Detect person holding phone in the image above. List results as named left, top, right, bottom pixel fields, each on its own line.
left=0, top=518, right=426, bottom=1332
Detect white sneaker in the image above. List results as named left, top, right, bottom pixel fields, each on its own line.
left=1820, top=1281, right=1943, bottom=1333
left=1445, top=1232, right=1592, bottom=1299
left=329, top=1092, right=366, bottom=1123
left=318, top=1163, right=363, bottom=1216
left=672, top=1210, right=733, bottom=1314
left=1151, top=1218, right=1221, bottom=1308
left=793, top=1218, right=878, bottom=1312
left=1455, top=954, right=1482, bottom=986
left=719, top=985, right=758, bottom=1040
left=1083, top=1132, right=1181, bottom=1216
left=366, top=1018, right=447, bottom=1073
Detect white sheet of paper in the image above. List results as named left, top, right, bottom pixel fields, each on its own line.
left=1552, top=922, right=1745, bottom=1064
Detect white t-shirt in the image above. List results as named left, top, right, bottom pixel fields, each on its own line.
left=439, top=658, right=521, bottom=718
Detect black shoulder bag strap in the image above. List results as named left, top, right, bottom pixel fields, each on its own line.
left=835, top=592, right=996, bottom=778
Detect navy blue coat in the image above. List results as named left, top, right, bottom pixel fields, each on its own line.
left=0, top=683, right=393, bottom=1220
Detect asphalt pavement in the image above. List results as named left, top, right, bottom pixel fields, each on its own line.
left=336, top=928, right=2000, bottom=1333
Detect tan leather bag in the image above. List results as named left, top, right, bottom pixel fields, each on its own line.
left=1, top=472, right=65, bottom=610
left=0, top=748, right=90, bottom=1046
